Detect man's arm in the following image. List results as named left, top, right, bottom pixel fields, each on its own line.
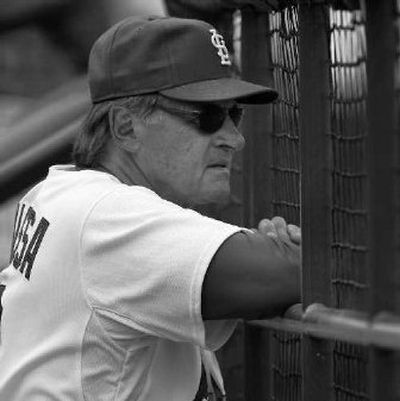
left=202, top=228, right=301, bottom=320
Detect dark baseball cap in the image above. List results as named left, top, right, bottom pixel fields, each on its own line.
left=88, top=15, right=278, bottom=104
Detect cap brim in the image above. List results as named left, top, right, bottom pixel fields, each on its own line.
left=160, top=77, right=278, bottom=104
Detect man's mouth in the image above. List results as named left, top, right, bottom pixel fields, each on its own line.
left=207, top=163, right=231, bottom=175
left=209, top=163, right=227, bottom=168
left=208, top=162, right=230, bottom=169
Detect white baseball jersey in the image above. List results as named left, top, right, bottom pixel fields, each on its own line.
left=0, top=165, right=240, bottom=401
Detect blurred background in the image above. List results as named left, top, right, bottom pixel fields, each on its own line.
left=0, top=0, right=165, bottom=269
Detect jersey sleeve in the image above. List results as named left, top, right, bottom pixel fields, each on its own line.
left=80, top=186, right=240, bottom=349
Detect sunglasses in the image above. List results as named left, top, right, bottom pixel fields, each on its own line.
left=155, top=97, right=244, bottom=134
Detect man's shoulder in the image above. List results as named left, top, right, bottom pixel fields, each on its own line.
left=18, top=165, right=125, bottom=220
left=45, top=166, right=174, bottom=219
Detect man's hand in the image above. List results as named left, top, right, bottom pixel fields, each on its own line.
left=257, top=216, right=301, bottom=245
left=254, top=216, right=301, bottom=269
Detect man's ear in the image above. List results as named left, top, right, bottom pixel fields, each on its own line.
left=108, top=105, right=142, bottom=153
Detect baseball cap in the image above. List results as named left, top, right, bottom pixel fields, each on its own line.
left=88, top=15, right=278, bottom=104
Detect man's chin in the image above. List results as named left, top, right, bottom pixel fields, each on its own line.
left=196, top=187, right=231, bottom=206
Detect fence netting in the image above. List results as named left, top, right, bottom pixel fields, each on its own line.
left=329, top=7, right=370, bottom=401
left=268, top=6, right=302, bottom=401
left=270, top=5, right=300, bottom=227
left=263, top=1, right=400, bottom=400
left=329, top=6, right=368, bottom=313
left=231, top=1, right=400, bottom=399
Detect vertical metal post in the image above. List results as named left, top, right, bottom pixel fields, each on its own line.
left=241, top=6, right=275, bottom=401
left=298, top=1, right=333, bottom=400
left=365, top=1, right=397, bottom=400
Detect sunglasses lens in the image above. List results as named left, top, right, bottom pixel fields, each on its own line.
left=229, top=105, right=244, bottom=126
left=156, top=98, right=244, bottom=135
left=199, top=105, right=226, bottom=134
left=198, top=105, right=243, bottom=134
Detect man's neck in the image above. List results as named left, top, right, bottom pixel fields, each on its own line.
left=96, top=152, right=153, bottom=190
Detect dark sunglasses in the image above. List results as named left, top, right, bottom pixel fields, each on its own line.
left=155, top=98, right=244, bottom=134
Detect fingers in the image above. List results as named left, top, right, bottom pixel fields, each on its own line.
left=287, top=224, right=301, bottom=245
left=258, top=218, right=278, bottom=239
left=271, top=216, right=290, bottom=243
left=257, top=217, right=302, bottom=245
left=270, top=217, right=301, bottom=266
left=256, top=216, right=301, bottom=267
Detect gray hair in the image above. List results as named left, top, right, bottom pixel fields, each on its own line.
left=72, top=94, right=158, bottom=168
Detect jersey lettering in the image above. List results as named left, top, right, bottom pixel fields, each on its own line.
left=10, top=203, right=25, bottom=261
left=12, top=206, right=36, bottom=269
left=10, top=203, right=50, bottom=280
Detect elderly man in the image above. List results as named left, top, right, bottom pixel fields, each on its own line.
left=0, top=16, right=300, bottom=401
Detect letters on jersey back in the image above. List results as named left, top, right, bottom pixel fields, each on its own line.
left=9, top=203, right=49, bottom=280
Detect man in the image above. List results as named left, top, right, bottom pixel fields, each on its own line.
left=0, top=16, right=300, bottom=401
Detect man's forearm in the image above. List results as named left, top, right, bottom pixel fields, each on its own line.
left=202, top=230, right=301, bottom=320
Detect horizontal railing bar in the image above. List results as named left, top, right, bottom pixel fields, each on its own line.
left=248, top=303, right=400, bottom=349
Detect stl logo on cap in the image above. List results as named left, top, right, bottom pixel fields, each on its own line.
left=209, top=29, right=232, bottom=66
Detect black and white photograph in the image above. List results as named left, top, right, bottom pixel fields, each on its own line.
left=0, top=1, right=399, bottom=400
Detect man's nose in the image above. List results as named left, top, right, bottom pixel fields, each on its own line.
left=215, top=117, right=246, bottom=151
